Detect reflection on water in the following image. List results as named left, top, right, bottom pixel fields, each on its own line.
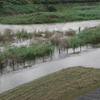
left=0, top=45, right=93, bottom=74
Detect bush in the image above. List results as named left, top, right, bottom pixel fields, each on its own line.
left=47, top=5, right=57, bottom=12
left=0, top=1, right=3, bottom=8
left=7, top=0, right=28, bottom=5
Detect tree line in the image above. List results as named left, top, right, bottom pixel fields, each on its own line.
left=0, top=0, right=99, bottom=5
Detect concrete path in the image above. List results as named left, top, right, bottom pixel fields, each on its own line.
left=74, top=87, right=100, bottom=100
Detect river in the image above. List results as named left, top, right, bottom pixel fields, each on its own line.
left=0, top=20, right=100, bottom=33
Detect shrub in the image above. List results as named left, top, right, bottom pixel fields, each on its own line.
left=7, top=0, right=28, bottom=5
left=0, top=1, right=3, bottom=8
left=47, top=5, right=57, bottom=12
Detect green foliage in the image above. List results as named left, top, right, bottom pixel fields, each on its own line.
left=67, top=27, right=100, bottom=49
left=32, top=0, right=100, bottom=4
left=15, top=30, right=29, bottom=39
left=1, top=4, right=100, bottom=24
left=6, top=4, right=44, bottom=14
left=68, top=36, right=81, bottom=48
left=7, top=0, right=28, bottom=5
left=47, top=5, right=57, bottom=12
left=0, top=1, right=3, bottom=8
left=78, top=27, right=100, bottom=44
left=0, top=43, right=54, bottom=59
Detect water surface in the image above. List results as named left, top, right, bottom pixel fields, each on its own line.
left=0, top=20, right=100, bottom=33
left=0, top=48, right=100, bottom=94
left=0, top=20, right=100, bottom=94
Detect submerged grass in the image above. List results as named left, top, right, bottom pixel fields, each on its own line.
left=0, top=43, right=54, bottom=60
left=67, top=26, right=100, bottom=48
left=78, top=27, right=100, bottom=44
left=0, top=67, right=100, bottom=100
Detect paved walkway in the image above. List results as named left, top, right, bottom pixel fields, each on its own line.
left=74, top=88, right=100, bottom=100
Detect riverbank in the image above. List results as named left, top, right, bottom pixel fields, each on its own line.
left=0, top=66, right=100, bottom=100
left=0, top=3, right=100, bottom=24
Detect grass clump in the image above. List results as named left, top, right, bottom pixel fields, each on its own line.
left=0, top=67, right=100, bottom=100
left=0, top=28, right=14, bottom=43
left=15, top=30, right=29, bottom=39
left=78, top=27, right=100, bottom=44
left=1, top=43, right=54, bottom=60
left=67, top=26, right=100, bottom=47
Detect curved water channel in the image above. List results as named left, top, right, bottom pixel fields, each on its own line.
left=0, top=20, right=100, bottom=33
left=0, top=20, right=100, bottom=94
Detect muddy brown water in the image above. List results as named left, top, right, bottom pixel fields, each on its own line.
left=0, top=20, right=100, bottom=33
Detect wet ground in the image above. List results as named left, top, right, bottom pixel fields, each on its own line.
left=74, top=87, right=100, bottom=100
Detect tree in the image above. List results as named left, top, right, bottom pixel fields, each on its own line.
left=0, top=1, right=3, bottom=8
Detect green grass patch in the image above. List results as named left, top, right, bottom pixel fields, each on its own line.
left=0, top=3, right=100, bottom=24
left=0, top=43, right=54, bottom=60
left=0, top=67, right=100, bottom=100
left=66, top=26, right=100, bottom=48
left=6, top=4, right=44, bottom=14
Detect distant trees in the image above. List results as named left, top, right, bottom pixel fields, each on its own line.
left=47, top=5, right=57, bottom=12
left=32, top=0, right=100, bottom=4
left=7, top=0, right=29, bottom=5
left=0, top=1, right=3, bottom=8
left=1, top=0, right=100, bottom=5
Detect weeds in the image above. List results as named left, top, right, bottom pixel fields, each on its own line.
left=65, top=29, right=76, bottom=36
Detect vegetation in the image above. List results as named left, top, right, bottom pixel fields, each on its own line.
left=0, top=26, right=100, bottom=73
left=32, top=0, right=100, bottom=4
left=0, top=1, right=3, bottom=8
left=0, top=67, right=100, bottom=100
left=47, top=5, right=57, bottom=12
left=78, top=27, right=100, bottom=44
left=0, top=2, right=100, bottom=24
left=5, top=0, right=100, bottom=4
left=7, top=0, right=29, bottom=5
left=0, top=43, right=54, bottom=59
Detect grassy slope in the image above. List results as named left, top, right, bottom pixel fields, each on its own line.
left=0, top=67, right=100, bottom=100
left=0, top=2, right=100, bottom=24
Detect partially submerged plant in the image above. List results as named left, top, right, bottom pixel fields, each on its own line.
left=0, top=29, right=14, bottom=43
left=49, top=34, right=62, bottom=46
left=15, top=29, right=29, bottom=39
left=65, top=28, right=76, bottom=36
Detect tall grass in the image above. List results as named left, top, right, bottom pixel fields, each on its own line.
left=1, top=43, right=54, bottom=59
left=78, top=27, right=100, bottom=44
left=60, top=26, right=100, bottom=52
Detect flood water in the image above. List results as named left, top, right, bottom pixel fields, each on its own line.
left=0, top=20, right=100, bottom=94
left=0, top=47, right=100, bottom=94
left=0, top=20, right=100, bottom=33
